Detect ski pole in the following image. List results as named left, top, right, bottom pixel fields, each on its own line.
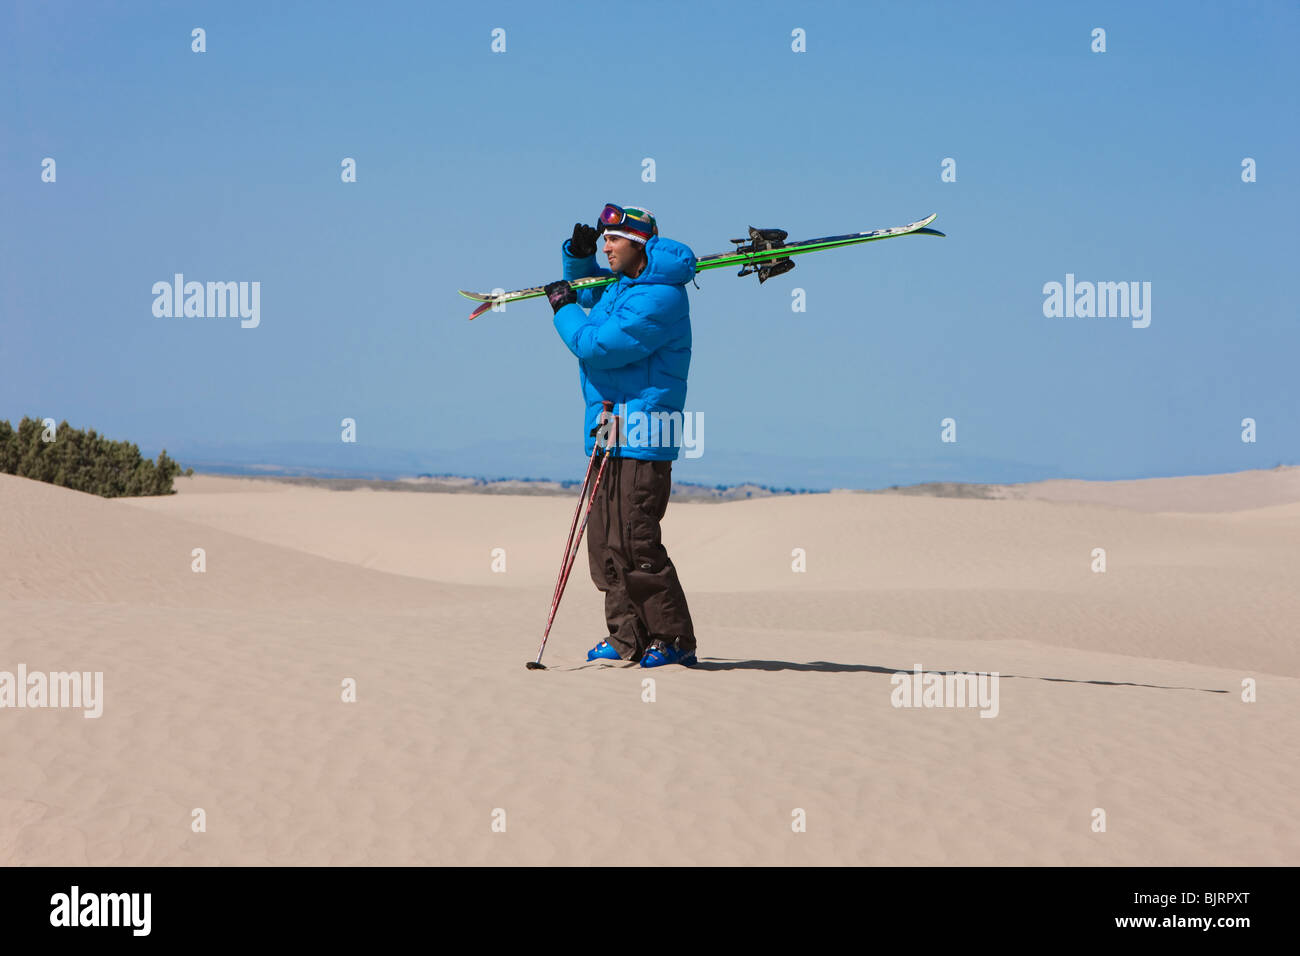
left=544, top=402, right=614, bottom=617
left=527, top=401, right=618, bottom=670
left=545, top=427, right=601, bottom=618
left=526, top=405, right=615, bottom=670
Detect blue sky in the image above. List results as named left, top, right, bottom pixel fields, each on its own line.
left=3, top=0, right=1297, bottom=489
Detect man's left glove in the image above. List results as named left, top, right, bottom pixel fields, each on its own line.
left=568, top=223, right=600, bottom=259
left=544, top=279, right=576, bottom=314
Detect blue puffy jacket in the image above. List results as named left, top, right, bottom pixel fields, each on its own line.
left=553, top=233, right=697, bottom=460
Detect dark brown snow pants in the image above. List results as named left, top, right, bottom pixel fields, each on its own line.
left=586, top=454, right=696, bottom=662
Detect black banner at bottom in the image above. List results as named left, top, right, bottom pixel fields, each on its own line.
left=0, top=865, right=1284, bottom=941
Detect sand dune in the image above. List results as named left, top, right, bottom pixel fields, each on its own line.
left=1, top=470, right=1296, bottom=865
left=986, top=465, right=1300, bottom=513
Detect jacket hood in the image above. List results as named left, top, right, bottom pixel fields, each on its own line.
left=629, top=234, right=697, bottom=287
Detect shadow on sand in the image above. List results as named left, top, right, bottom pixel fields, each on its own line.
left=684, top=659, right=1228, bottom=694
left=557, top=658, right=1225, bottom=693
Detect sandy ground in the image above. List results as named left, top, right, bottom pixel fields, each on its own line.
left=1, top=468, right=1296, bottom=865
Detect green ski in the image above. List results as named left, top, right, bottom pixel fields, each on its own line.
left=459, top=213, right=944, bottom=320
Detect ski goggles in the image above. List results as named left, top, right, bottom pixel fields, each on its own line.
left=598, top=203, right=657, bottom=240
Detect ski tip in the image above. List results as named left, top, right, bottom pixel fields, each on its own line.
left=468, top=300, right=496, bottom=321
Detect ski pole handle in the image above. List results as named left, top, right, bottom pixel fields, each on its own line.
left=596, top=400, right=619, bottom=452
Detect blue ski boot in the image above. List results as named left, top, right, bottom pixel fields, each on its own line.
left=587, top=640, right=623, bottom=662
left=639, top=639, right=698, bottom=668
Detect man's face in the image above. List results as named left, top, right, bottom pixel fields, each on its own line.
left=604, top=234, right=645, bottom=275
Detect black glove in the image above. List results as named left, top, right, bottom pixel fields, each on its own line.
left=568, top=222, right=599, bottom=258
left=544, top=279, right=576, bottom=314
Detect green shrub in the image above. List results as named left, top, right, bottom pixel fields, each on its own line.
left=0, top=417, right=186, bottom=497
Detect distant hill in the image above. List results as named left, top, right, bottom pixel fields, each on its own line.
left=201, top=473, right=819, bottom=502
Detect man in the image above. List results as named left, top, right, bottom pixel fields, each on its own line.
left=543, top=204, right=698, bottom=668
